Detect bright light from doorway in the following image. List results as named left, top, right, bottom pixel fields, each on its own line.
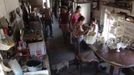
left=43, top=0, right=50, bottom=8
left=102, top=9, right=116, bottom=42
left=0, top=64, right=4, bottom=75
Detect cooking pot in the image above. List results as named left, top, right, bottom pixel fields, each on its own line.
left=26, top=60, right=42, bottom=72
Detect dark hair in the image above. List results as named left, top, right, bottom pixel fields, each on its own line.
left=44, top=2, right=47, bottom=7
left=76, top=6, right=81, bottom=10
left=91, top=18, right=96, bottom=22
left=78, top=16, right=85, bottom=22
left=62, top=5, right=68, bottom=10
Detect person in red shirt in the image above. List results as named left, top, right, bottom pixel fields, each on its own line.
left=59, top=6, right=70, bottom=44
left=71, top=6, right=81, bottom=28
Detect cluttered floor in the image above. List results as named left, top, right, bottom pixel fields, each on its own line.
left=45, top=16, right=130, bottom=75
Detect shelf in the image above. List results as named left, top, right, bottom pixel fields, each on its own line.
left=0, top=36, right=15, bottom=51
left=23, top=21, right=43, bottom=43
left=105, top=2, right=132, bottom=11
left=24, top=70, right=48, bottom=75
left=0, top=43, right=14, bottom=51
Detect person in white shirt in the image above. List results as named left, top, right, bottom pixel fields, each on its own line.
left=86, top=18, right=98, bottom=44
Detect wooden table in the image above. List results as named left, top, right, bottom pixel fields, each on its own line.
left=89, top=44, right=134, bottom=75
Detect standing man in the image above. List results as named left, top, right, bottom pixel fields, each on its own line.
left=42, top=2, right=53, bottom=38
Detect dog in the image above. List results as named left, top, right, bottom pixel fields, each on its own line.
left=52, top=60, right=69, bottom=73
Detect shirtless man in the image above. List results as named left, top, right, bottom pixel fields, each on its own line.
left=42, top=2, right=53, bottom=38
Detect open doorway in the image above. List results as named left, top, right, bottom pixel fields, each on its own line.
left=43, top=0, right=50, bottom=8
left=102, top=9, right=116, bottom=42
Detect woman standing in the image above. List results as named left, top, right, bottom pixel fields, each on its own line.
left=71, top=6, right=81, bottom=28
left=72, top=16, right=89, bottom=56
left=70, top=6, right=81, bottom=44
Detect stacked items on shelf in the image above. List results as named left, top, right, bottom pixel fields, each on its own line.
left=23, top=20, right=46, bottom=59
left=0, top=17, right=15, bottom=50
left=23, top=21, right=43, bottom=43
